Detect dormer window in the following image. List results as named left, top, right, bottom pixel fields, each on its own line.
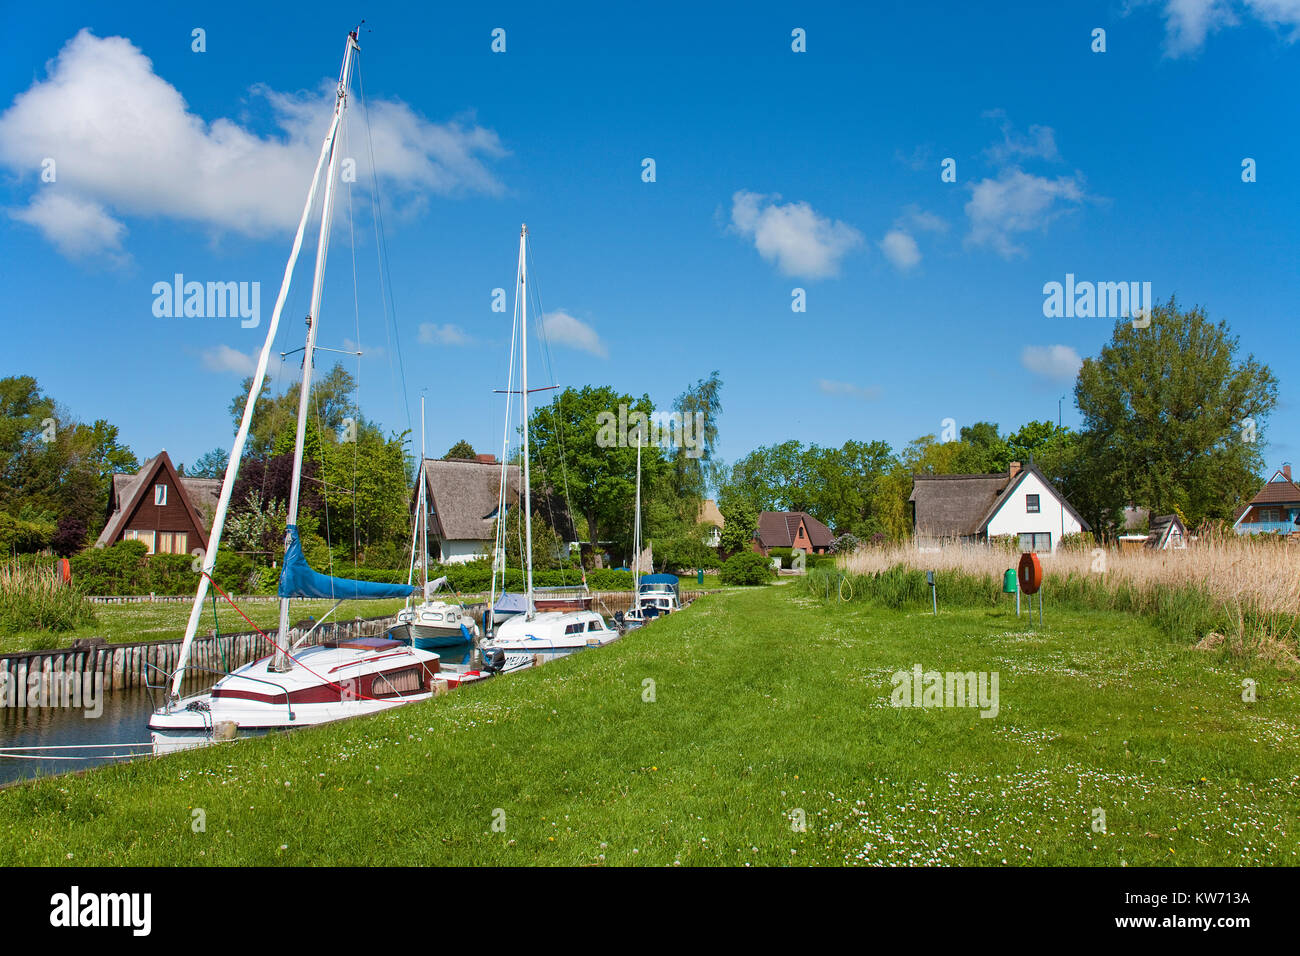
left=1025, top=494, right=1040, bottom=514
left=155, top=484, right=167, bottom=506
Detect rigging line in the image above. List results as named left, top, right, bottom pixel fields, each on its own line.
left=356, top=57, right=413, bottom=443
left=524, top=233, right=585, bottom=587
left=493, top=240, right=523, bottom=600
left=343, top=112, right=362, bottom=567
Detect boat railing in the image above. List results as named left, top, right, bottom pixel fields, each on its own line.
left=143, top=660, right=296, bottom=722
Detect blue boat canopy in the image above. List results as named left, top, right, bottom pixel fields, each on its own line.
left=639, top=573, right=680, bottom=590
left=278, top=525, right=416, bottom=600
left=493, top=591, right=530, bottom=613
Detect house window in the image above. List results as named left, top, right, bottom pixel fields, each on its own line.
left=155, top=532, right=187, bottom=555
left=154, top=484, right=167, bottom=506
left=1260, top=508, right=1280, bottom=522
left=1019, top=531, right=1052, bottom=553
left=1025, top=494, right=1040, bottom=514
left=124, top=529, right=156, bottom=554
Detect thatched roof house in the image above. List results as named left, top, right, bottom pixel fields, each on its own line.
left=414, top=457, right=575, bottom=564
left=909, top=460, right=1088, bottom=553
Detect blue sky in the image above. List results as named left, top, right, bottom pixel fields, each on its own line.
left=1, top=0, right=1296, bottom=481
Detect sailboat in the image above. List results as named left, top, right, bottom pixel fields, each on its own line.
left=149, top=30, right=462, bottom=753
left=479, top=225, right=618, bottom=665
left=392, top=395, right=481, bottom=650
left=616, top=431, right=680, bottom=631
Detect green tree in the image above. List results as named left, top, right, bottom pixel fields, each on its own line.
left=189, top=447, right=230, bottom=478
left=1074, top=297, right=1277, bottom=528
left=444, top=440, right=477, bottom=460
left=718, top=500, right=757, bottom=556
left=529, top=385, right=667, bottom=552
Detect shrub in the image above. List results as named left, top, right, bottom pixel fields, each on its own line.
left=0, top=560, right=97, bottom=634
left=0, top=512, right=54, bottom=555
left=831, top=533, right=860, bottom=555
left=719, top=550, right=776, bottom=586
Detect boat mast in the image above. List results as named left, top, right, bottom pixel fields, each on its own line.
left=419, top=393, right=428, bottom=595
left=168, top=30, right=359, bottom=700
left=519, top=224, right=535, bottom=617
left=271, top=30, right=359, bottom=673
left=633, top=429, right=643, bottom=610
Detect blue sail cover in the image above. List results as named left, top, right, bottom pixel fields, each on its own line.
left=278, top=525, right=416, bottom=600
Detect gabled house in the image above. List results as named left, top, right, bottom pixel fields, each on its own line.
left=1145, top=514, right=1189, bottom=550
left=698, top=499, right=724, bottom=547
left=909, top=460, right=1089, bottom=554
left=753, top=511, right=834, bottom=555
left=1233, top=464, right=1300, bottom=536
left=95, top=450, right=220, bottom=555
left=413, top=457, right=578, bottom=565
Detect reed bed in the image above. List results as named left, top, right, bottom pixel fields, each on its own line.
left=0, top=559, right=97, bottom=638
left=812, top=532, right=1300, bottom=663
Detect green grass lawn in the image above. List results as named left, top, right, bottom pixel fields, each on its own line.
left=0, top=598, right=410, bottom=655
left=1, top=585, right=1295, bottom=866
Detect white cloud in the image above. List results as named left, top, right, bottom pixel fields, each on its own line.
left=983, top=110, right=1060, bottom=164
left=417, top=323, right=473, bottom=346
left=1158, top=0, right=1239, bottom=54
left=200, top=344, right=258, bottom=376
left=1146, top=0, right=1300, bottom=56
left=9, top=191, right=128, bottom=262
left=540, top=310, right=607, bottom=358
left=0, top=30, right=507, bottom=261
left=1020, top=345, right=1083, bottom=382
left=899, top=205, right=949, bottom=234
left=965, top=169, right=1087, bottom=258
left=729, top=190, right=863, bottom=279
left=818, top=379, right=882, bottom=401
left=878, top=230, right=921, bottom=271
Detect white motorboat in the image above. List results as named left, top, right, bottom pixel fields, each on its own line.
left=479, top=225, right=617, bottom=669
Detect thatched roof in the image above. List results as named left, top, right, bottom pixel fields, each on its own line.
left=909, top=473, right=1011, bottom=537
left=418, top=458, right=577, bottom=542
left=1145, top=514, right=1187, bottom=549
left=909, top=462, right=1090, bottom=537
left=698, top=499, right=724, bottom=529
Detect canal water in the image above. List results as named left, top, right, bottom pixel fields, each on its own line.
left=0, top=643, right=483, bottom=787
left=0, top=685, right=160, bottom=786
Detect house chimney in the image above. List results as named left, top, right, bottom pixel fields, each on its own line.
left=1285, top=462, right=1293, bottom=482
left=1008, top=460, right=1022, bottom=479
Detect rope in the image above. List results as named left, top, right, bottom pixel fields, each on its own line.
left=210, top=587, right=229, bottom=672
left=200, top=572, right=413, bottom=704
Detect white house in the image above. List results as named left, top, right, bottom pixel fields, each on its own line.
left=909, top=460, right=1089, bottom=553
left=412, top=456, right=574, bottom=565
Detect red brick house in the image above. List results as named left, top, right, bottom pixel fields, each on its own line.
left=95, top=451, right=220, bottom=555
left=752, top=511, right=835, bottom=555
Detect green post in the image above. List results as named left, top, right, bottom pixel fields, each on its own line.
left=697, top=568, right=704, bottom=586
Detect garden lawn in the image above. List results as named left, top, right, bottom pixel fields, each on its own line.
left=0, top=598, right=410, bottom=655
left=0, top=585, right=1295, bottom=866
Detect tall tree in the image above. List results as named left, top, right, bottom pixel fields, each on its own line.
left=444, top=440, right=477, bottom=460
left=1074, top=297, right=1277, bottom=528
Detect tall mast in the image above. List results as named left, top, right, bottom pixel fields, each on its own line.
left=271, top=30, right=359, bottom=673
left=633, top=430, right=643, bottom=606
left=169, top=30, right=358, bottom=699
left=519, top=224, right=535, bottom=615
left=419, top=393, right=428, bottom=594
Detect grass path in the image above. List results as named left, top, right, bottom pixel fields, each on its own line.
left=0, top=586, right=1295, bottom=866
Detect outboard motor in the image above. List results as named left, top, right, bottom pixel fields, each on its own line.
left=483, top=648, right=507, bottom=673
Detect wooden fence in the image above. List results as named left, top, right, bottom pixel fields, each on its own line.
left=0, top=615, right=396, bottom=705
